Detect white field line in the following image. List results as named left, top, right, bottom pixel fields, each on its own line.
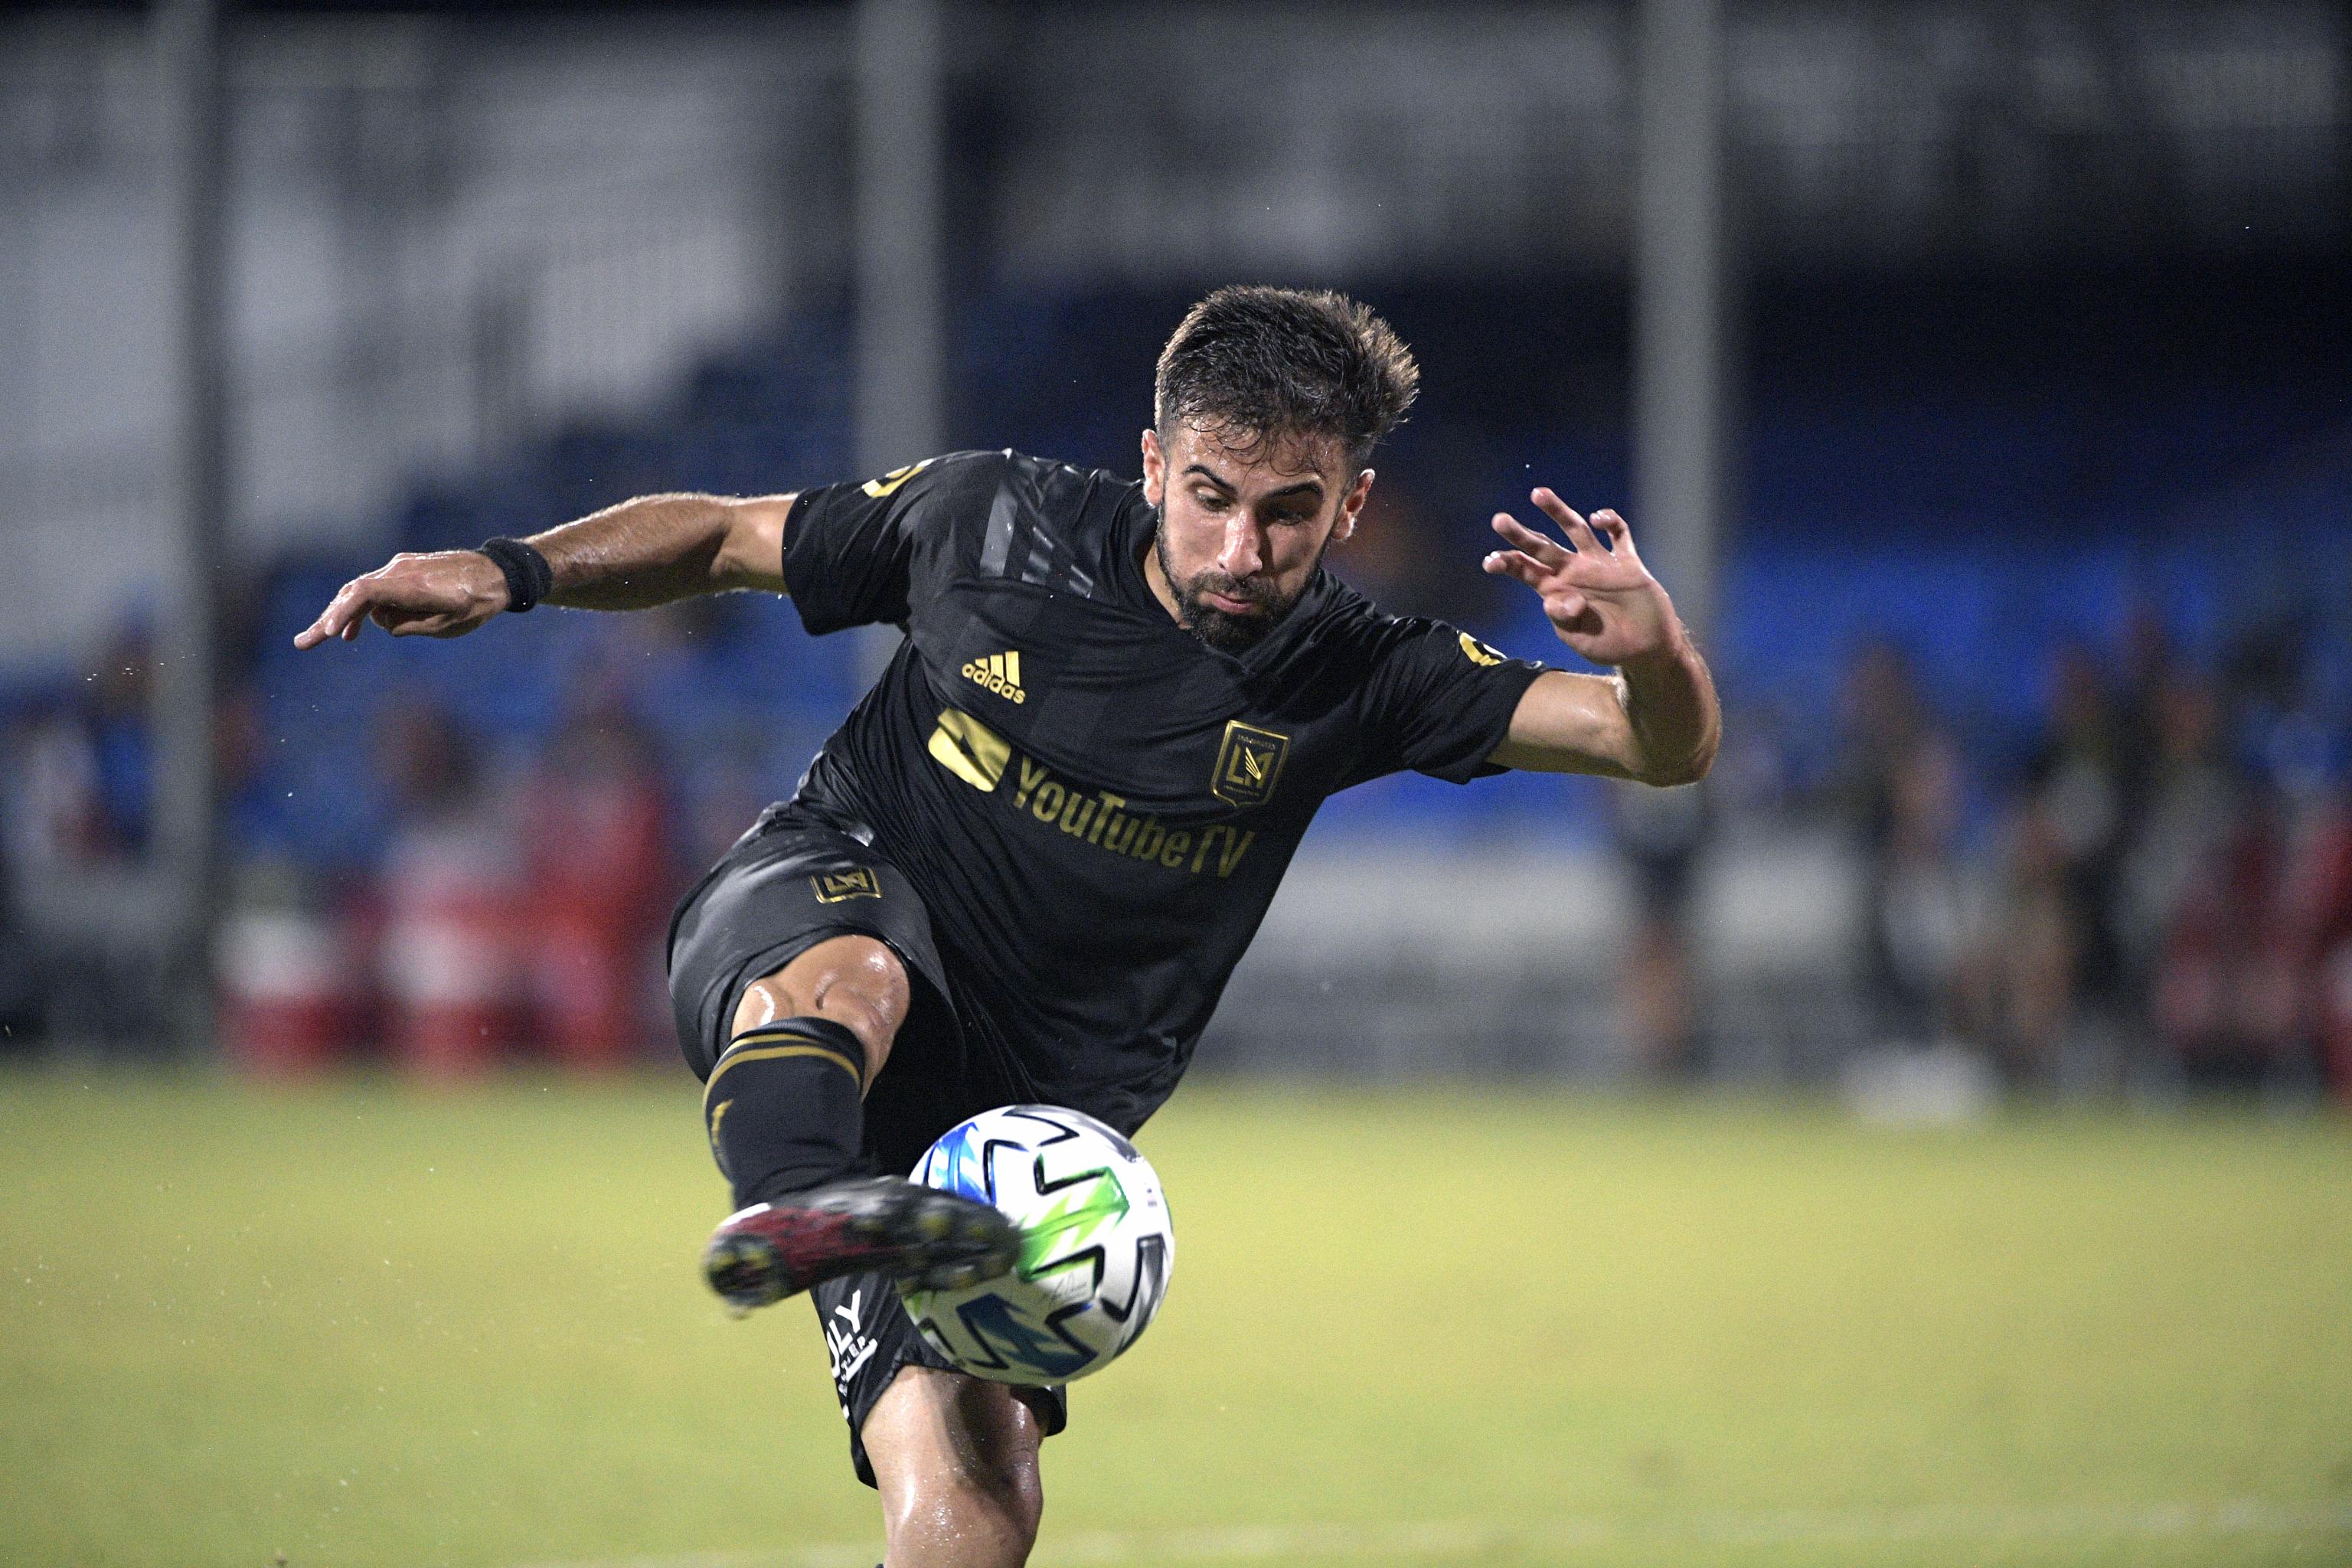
left=514, top=1495, right=2352, bottom=1568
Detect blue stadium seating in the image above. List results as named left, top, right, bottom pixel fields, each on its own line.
left=8, top=292, right=2345, bottom=871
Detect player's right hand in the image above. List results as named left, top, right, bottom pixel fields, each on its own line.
left=292, top=550, right=510, bottom=648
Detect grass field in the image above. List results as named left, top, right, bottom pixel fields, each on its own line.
left=3, top=1068, right=2348, bottom=1568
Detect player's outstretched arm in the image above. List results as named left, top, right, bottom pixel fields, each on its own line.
left=292, top=492, right=795, bottom=648
left=1481, top=488, right=1720, bottom=786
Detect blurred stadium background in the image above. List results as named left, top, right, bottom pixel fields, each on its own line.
left=6, top=0, right=2350, bottom=1095
left=3, top=2, right=2350, bottom=1566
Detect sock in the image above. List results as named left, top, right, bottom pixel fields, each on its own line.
left=703, top=1016, right=868, bottom=1209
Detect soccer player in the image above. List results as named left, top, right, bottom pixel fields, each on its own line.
left=296, top=287, right=1718, bottom=1566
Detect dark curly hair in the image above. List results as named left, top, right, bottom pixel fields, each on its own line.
left=1154, top=286, right=1419, bottom=471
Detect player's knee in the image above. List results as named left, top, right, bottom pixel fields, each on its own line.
left=968, top=1438, right=1044, bottom=1543
left=972, top=1465, right=1044, bottom=1561
left=870, top=1370, right=1045, bottom=1563
left=887, top=1464, right=1041, bottom=1566
left=731, top=935, right=909, bottom=1078
left=1002, top=1461, right=1045, bottom=1551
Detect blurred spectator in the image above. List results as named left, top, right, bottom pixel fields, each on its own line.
left=0, top=774, right=34, bottom=1051
left=1961, top=795, right=2081, bottom=1085
left=2152, top=784, right=2298, bottom=1089
left=5, top=701, right=114, bottom=877
left=2112, top=603, right=2175, bottom=821
left=2283, top=783, right=2352, bottom=1102
left=217, top=854, right=358, bottom=1076
left=1612, top=782, right=1706, bottom=1077
left=1878, top=727, right=1972, bottom=1044
left=85, top=626, right=157, bottom=857
left=2228, top=619, right=2334, bottom=799
left=1700, top=694, right=1802, bottom=831
left=2023, top=642, right=2128, bottom=1030
left=518, top=684, right=675, bottom=1069
left=0, top=625, right=168, bottom=1048
left=214, top=676, right=363, bottom=1074
left=2118, top=671, right=2238, bottom=996
left=2135, top=626, right=2347, bottom=1091
left=1837, top=642, right=1970, bottom=1050
left=377, top=697, right=523, bottom=1077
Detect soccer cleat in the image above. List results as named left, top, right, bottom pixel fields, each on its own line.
left=701, top=1174, right=1020, bottom=1314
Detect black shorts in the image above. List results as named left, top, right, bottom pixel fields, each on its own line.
left=812, top=1270, right=1068, bottom=1488
left=666, top=803, right=955, bottom=1088
left=667, top=805, right=1069, bottom=1487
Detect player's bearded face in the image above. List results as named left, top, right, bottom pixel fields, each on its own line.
left=1144, top=423, right=1366, bottom=654
left=1151, top=518, right=1325, bottom=653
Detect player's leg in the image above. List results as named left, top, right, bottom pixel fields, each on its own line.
left=863, top=1367, right=1046, bottom=1568
left=699, top=934, right=1016, bottom=1307
left=734, top=933, right=908, bottom=1067
left=704, top=934, right=908, bottom=1204
left=818, top=1255, right=1069, bottom=1560
left=669, top=825, right=1018, bottom=1310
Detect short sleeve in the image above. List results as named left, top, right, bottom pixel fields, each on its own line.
left=779, top=451, right=1005, bottom=635
left=1353, top=619, right=1548, bottom=785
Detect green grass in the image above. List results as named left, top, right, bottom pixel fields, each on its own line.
left=2, top=1068, right=2347, bottom=1567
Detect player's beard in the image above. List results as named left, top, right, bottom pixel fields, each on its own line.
left=1153, top=512, right=1328, bottom=654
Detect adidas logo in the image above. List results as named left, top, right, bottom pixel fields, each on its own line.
left=961, top=650, right=1027, bottom=704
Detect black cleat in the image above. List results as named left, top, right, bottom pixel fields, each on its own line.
left=701, top=1175, right=1020, bottom=1315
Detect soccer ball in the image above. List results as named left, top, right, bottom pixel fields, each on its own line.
left=898, top=1105, right=1174, bottom=1384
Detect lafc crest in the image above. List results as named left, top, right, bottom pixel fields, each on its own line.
left=1211, top=720, right=1290, bottom=809
left=812, top=867, right=882, bottom=903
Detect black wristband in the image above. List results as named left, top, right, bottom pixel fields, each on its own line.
left=477, top=537, right=554, bottom=613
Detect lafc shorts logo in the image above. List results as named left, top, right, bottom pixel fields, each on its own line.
left=1459, top=632, right=1506, bottom=667
left=812, top=867, right=882, bottom=903
left=962, top=648, right=1027, bottom=704
left=1211, top=720, right=1290, bottom=808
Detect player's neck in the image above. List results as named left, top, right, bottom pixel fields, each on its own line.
left=1138, top=528, right=1186, bottom=626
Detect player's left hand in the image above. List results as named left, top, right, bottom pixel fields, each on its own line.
left=1483, top=490, right=1681, bottom=668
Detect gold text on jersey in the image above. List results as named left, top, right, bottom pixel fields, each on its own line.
left=926, top=708, right=1257, bottom=880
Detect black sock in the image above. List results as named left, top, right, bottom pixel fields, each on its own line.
left=702, top=1016, right=868, bottom=1209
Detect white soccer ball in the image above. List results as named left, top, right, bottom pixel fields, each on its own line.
left=899, top=1104, right=1174, bottom=1384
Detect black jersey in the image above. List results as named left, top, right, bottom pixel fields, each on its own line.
left=776, top=449, right=1547, bottom=1133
